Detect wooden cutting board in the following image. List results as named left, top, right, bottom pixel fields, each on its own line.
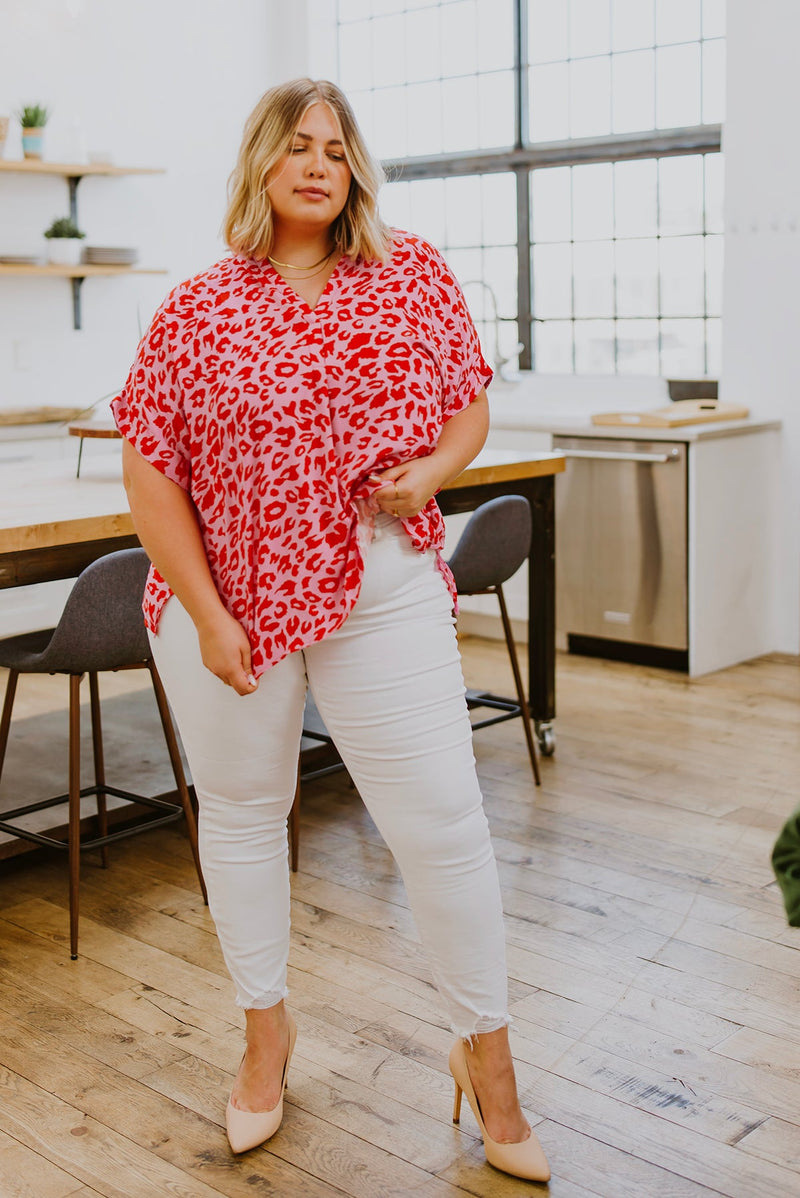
left=592, top=400, right=750, bottom=428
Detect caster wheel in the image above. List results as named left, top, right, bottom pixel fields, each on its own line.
left=536, top=723, right=556, bottom=756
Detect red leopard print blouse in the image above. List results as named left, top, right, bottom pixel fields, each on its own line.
left=113, top=231, right=492, bottom=675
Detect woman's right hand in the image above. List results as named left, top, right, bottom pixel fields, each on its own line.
left=196, top=609, right=259, bottom=695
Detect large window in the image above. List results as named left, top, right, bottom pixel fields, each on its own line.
left=321, top=0, right=724, bottom=377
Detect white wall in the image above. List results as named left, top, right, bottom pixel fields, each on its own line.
left=721, top=0, right=800, bottom=653
left=0, top=0, right=280, bottom=417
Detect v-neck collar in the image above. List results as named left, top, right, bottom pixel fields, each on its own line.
left=265, top=253, right=345, bottom=313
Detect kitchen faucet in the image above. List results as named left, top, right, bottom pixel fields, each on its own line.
left=461, top=280, right=524, bottom=381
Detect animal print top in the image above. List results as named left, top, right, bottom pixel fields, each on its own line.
left=112, top=230, right=492, bottom=675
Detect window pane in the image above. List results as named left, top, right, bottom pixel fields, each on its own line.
left=531, top=167, right=571, bottom=243
left=660, top=318, right=706, bottom=376
left=702, top=38, right=726, bottom=123
left=410, top=177, right=447, bottom=245
left=703, top=0, right=726, bottom=38
left=477, top=0, right=514, bottom=71
left=570, top=0, right=612, bottom=59
left=706, top=317, right=721, bottom=377
left=533, top=243, right=573, bottom=318
left=444, top=174, right=483, bottom=245
left=482, top=245, right=518, bottom=315
left=659, top=156, right=703, bottom=235
left=381, top=179, right=411, bottom=231
left=612, top=0, right=655, bottom=52
left=478, top=71, right=515, bottom=148
left=656, top=0, right=702, bottom=45
left=405, top=7, right=441, bottom=82
left=482, top=174, right=517, bottom=246
left=656, top=42, right=701, bottom=127
left=570, top=56, right=613, bottom=138
left=529, top=61, right=570, bottom=141
left=616, top=319, right=660, bottom=373
left=373, top=14, right=407, bottom=87
left=373, top=86, right=408, bottom=159
left=407, top=81, right=444, bottom=156
left=572, top=163, right=614, bottom=241
left=441, top=76, right=480, bottom=153
left=528, top=0, right=569, bottom=64
left=573, top=242, right=615, bottom=317
left=705, top=234, right=723, bottom=316
left=339, top=21, right=373, bottom=91
left=574, top=320, right=616, bottom=372
left=349, top=90, right=376, bottom=151
left=660, top=236, right=706, bottom=316
left=535, top=321, right=574, bottom=371
left=612, top=49, right=655, bottom=133
left=704, top=153, right=724, bottom=234
left=615, top=239, right=659, bottom=316
left=615, top=159, right=658, bottom=238
left=441, top=0, right=478, bottom=77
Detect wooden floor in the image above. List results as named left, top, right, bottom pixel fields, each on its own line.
left=0, top=642, right=798, bottom=1197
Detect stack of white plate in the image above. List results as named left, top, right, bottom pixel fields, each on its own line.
left=82, top=246, right=139, bottom=266
left=0, top=253, right=41, bottom=265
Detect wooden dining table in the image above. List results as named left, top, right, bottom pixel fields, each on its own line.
left=0, top=446, right=565, bottom=751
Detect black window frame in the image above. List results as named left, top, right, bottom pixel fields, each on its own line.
left=377, top=1, right=722, bottom=371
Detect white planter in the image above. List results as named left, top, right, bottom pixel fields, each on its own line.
left=46, top=238, right=84, bottom=266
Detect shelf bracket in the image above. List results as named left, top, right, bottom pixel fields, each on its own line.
left=70, top=276, right=84, bottom=330
left=67, top=175, right=82, bottom=225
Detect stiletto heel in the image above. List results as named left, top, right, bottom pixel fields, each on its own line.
left=448, top=1039, right=550, bottom=1183
left=226, top=1012, right=297, bottom=1153
left=453, top=1078, right=463, bottom=1122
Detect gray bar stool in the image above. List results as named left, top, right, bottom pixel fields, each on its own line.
left=0, top=548, right=207, bottom=958
left=447, top=495, right=541, bottom=786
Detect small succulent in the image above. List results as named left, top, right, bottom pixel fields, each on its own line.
left=44, top=216, right=85, bottom=239
left=18, top=103, right=50, bottom=128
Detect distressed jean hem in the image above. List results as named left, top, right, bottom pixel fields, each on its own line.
left=235, top=987, right=289, bottom=1011
left=453, top=1013, right=512, bottom=1042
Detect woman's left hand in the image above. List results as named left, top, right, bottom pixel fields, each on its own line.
left=370, top=455, right=447, bottom=519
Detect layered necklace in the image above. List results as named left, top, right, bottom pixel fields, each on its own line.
left=267, top=247, right=335, bottom=279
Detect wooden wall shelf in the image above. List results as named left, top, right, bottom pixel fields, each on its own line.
left=0, top=160, right=164, bottom=178
left=1, top=160, right=167, bottom=327
left=0, top=264, right=166, bottom=278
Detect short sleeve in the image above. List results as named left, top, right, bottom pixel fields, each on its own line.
left=422, top=242, right=493, bottom=421
left=111, top=298, right=190, bottom=490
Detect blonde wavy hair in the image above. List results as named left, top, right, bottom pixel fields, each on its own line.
left=223, top=78, right=392, bottom=264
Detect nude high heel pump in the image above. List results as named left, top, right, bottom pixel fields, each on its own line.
left=226, top=1013, right=297, bottom=1153
left=448, top=1039, right=551, bottom=1183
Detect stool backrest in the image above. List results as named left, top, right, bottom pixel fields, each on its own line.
left=42, top=548, right=151, bottom=673
left=447, top=496, right=532, bottom=595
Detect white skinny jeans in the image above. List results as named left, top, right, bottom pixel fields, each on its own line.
left=149, top=515, right=509, bottom=1037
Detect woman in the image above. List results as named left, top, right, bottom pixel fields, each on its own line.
left=114, top=78, right=550, bottom=1182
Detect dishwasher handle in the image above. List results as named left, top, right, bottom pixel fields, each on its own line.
left=559, top=447, right=681, bottom=464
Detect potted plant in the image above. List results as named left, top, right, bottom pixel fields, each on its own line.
left=44, top=216, right=86, bottom=266
left=17, top=103, right=49, bottom=159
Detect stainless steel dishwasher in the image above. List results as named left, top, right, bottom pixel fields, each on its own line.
left=553, top=435, right=688, bottom=669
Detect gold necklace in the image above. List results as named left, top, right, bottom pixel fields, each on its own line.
left=268, top=247, right=334, bottom=273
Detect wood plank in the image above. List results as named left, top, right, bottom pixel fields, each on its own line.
left=0, top=644, right=798, bottom=1194
left=0, top=1135, right=87, bottom=1198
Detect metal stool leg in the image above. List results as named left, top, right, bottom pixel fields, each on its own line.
left=89, top=672, right=109, bottom=868
left=495, top=585, right=541, bottom=787
left=0, top=669, right=19, bottom=788
left=68, top=674, right=82, bottom=959
left=148, top=661, right=207, bottom=904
